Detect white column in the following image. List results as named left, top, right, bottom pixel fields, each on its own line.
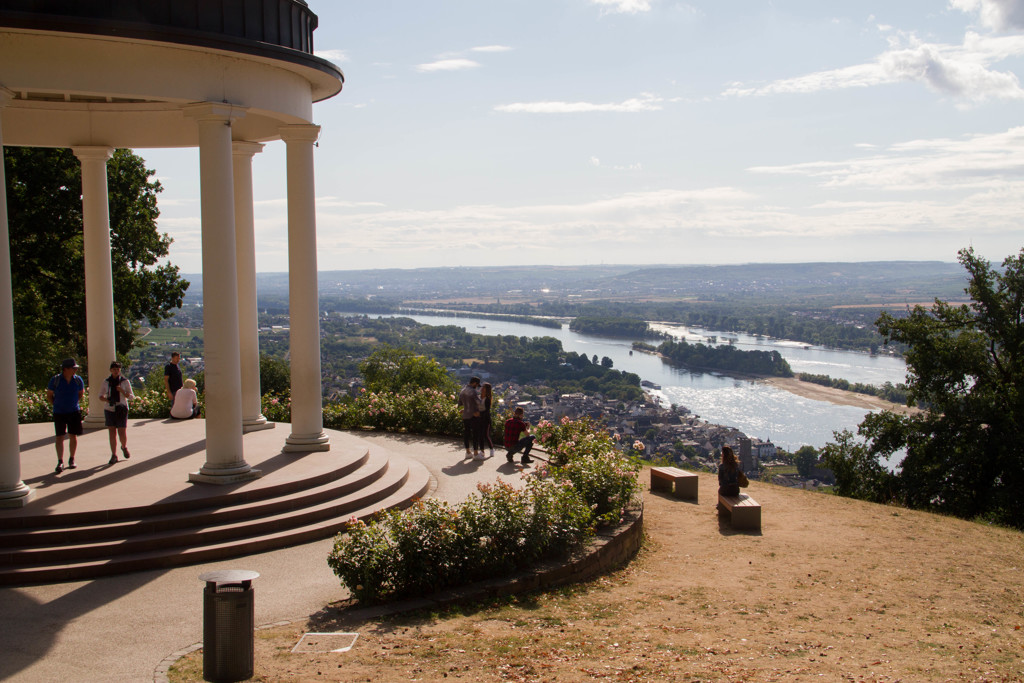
left=0, top=90, right=33, bottom=508
left=232, top=141, right=272, bottom=433
left=280, top=125, right=329, bottom=452
left=72, top=146, right=116, bottom=429
left=184, top=103, right=260, bottom=483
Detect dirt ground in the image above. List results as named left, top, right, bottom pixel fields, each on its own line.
left=169, top=471, right=1024, bottom=682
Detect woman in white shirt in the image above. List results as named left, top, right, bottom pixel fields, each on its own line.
left=170, top=378, right=200, bottom=419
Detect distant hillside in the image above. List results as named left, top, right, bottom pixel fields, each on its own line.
left=180, top=261, right=968, bottom=308
left=603, top=261, right=968, bottom=303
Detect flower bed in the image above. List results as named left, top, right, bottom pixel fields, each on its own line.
left=17, top=387, right=190, bottom=421
left=322, top=388, right=462, bottom=436
left=327, top=416, right=640, bottom=603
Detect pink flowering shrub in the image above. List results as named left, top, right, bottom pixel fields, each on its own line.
left=328, top=417, right=638, bottom=603
left=17, top=389, right=56, bottom=423
left=17, top=387, right=189, bottom=422
left=261, top=392, right=291, bottom=422
left=533, top=416, right=641, bottom=526
left=322, top=388, right=461, bottom=435
left=130, top=389, right=180, bottom=418
left=328, top=478, right=594, bottom=603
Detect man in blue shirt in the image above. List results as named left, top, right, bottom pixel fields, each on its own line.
left=46, top=358, right=85, bottom=473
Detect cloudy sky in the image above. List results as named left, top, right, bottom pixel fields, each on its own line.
left=142, top=0, right=1024, bottom=272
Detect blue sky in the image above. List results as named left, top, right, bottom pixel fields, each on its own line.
left=142, top=0, right=1024, bottom=272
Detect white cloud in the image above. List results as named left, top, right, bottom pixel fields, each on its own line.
left=314, top=49, right=349, bottom=63
left=302, top=126, right=1024, bottom=262
left=496, top=94, right=663, bottom=113
left=749, top=125, right=1024, bottom=193
left=471, top=45, right=513, bottom=53
left=591, top=0, right=652, bottom=15
left=590, top=156, right=642, bottom=171
left=415, top=58, right=481, bottom=72
left=951, top=0, right=1024, bottom=32
left=723, top=32, right=1024, bottom=104
left=310, top=187, right=768, bottom=259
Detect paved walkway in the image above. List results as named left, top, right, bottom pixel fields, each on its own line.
left=0, top=422, right=528, bottom=683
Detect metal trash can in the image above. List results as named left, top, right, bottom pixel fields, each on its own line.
left=200, top=570, right=260, bottom=683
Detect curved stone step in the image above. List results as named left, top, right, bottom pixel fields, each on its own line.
left=0, top=451, right=431, bottom=586
left=0, top=448, right=390, bottom=549
left=0, top=446, right=374, bottom=531
left=1, top=457, right=407, bottom=565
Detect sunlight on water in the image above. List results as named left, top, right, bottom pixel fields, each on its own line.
left=349, top=312, right=907, bottom=450
left=656, top=383, right=875, bottom=451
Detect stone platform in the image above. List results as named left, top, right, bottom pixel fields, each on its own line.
left=0, top=419, right=431, bottom=585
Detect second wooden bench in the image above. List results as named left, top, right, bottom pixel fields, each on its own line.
left=650, top=466, right=698, bottom=501
left=718, top=493, right=761, bottom=531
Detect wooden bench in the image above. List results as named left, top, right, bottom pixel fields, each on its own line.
left=718, top=493, right=761, bottom=531
left=650, top=466, right=698, bottom=501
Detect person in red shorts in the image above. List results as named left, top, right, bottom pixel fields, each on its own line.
left=503, top=406, right=535, bottom=466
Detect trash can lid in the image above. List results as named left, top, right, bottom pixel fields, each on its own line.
left=199, top=569, right=260, bottom=584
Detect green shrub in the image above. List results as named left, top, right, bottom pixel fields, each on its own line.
left=328, top=479, right=594, bottom=603
left=322, top=388, right=461, bottom=435
left=534, top=416, right=642, bottom=526
left=328, top=416, right=639, bottom=603
left=261, top=392, right=291, bottom=422
left=130, top=389, right=176, bottom=418
left=16, top=387, right=190, bottom=422
left=17, top=388, right=58, bottom=423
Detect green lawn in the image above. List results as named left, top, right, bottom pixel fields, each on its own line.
left=142, top=327, right=202, bottom=342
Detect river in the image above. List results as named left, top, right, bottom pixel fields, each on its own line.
left=341, top=311, right=909, bottom=452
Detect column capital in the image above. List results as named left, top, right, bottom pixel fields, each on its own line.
left=71, top=146, right=114, bottom=162
left=232, top=140, right=265, bottom=159
left=279, top=124, right=321, bottom=144
left=182, top=102, right=247, bottom=124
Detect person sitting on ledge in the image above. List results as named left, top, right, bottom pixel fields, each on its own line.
left=170, top=378, right=200, bottom=420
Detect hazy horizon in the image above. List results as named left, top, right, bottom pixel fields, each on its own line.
left=178, top=258, right=963, bottom=277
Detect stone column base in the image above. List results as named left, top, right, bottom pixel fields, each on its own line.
left=189, top=463, right=262, bottom=485
left=284, top=431, right=330, bottom=453
left=0, top=482, right=34, bottom=508
left=242, top=416, right=275, bottom=434
left=83, top=415, right=107, bottom=430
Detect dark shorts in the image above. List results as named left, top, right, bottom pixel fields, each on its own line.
left=53, top=411, right=83, bottom=437
left=104, top=405, right=128, bottom=429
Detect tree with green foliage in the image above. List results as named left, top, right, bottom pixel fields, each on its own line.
left=822, top=247, right=1024, bottom=528
left=259, top=354, right=291, bottom=395
left=656, top=338, right=793, bottom=377
left=359, top=345, right=457, bottom=394
left=5, top=147, right=188, bottom=387
left=793, top=445, right=819, bottom=478
left=821, top=431, right=894, bottom=502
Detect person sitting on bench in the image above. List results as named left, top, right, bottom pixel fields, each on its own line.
left=718, top=445, right=742, bottom=497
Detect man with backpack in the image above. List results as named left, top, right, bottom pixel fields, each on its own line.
left=45, top=358, right=85, bottom=473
